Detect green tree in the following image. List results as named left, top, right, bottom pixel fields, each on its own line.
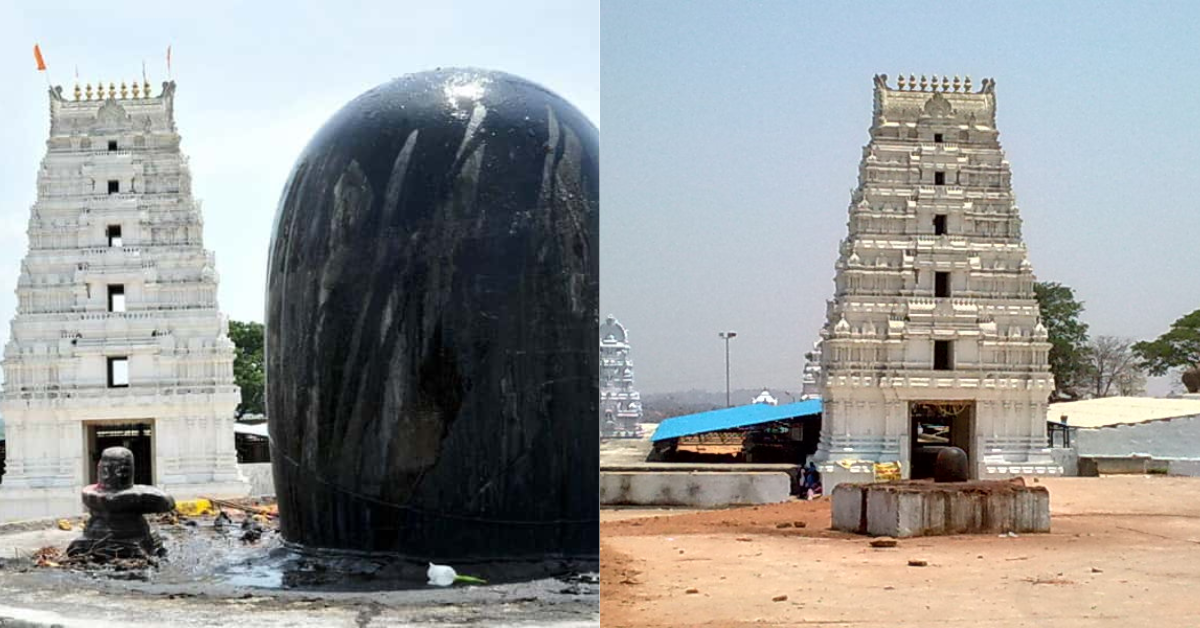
left=1034, top=282, right=1091, bottom=401
left=228, top=319, right=265, bottom=417
left=1133, top=308, right=1200, bottom=393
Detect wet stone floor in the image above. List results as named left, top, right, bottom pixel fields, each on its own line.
left=0, top=514, right=598, bottom=627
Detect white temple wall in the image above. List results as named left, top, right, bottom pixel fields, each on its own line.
left=0, top=81, right=248, bottom=522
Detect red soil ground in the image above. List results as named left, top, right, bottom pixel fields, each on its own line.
left=601, top=476, right=1200, bottom=628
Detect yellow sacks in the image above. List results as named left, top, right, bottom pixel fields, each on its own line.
left=56, top=519, right=72, bottom=531
left=873, top=461, right=902, bottom=481
left=175, top=498, right=217, bottom=516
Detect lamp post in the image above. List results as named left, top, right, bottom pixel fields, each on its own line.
left=718, top=331, right=737, bottom=407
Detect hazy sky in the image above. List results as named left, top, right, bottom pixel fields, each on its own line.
left=600, top=1, right=1200, bottom=395
left=0, top=0, right=598, bottom=341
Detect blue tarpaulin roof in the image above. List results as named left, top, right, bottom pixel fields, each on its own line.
left=651, top=399, right=822, bottom=442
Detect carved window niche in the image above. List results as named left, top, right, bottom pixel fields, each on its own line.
left=108, top=284, right=125, bottom=313
left=934, top=340, right=954, bottom=371
left=935, top=271, right=950, bottom=298
left=107, top=357, right=129, bottom=388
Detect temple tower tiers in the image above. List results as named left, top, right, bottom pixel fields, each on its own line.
left=0, top=80, right=248, bottom=522
left=599, top=315, right=644, bottom=438
left=814, top=74, right=1060, bottom=490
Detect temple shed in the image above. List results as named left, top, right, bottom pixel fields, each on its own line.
left=650, top=399, right=822, bottom=463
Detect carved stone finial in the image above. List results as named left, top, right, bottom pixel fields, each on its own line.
left=143, top=81, right=152, bottom=98
left=120, top=81, right=128, bottom=99
left=953, top=75, right=962, bottom=92
left=908, top=74, right=916, bottom=90
left=942, top=76, right=950, bottom=92
left=897, top=74, right=908, bottom=89
left=920, top=75, right=928, bottom=91
left=108, top=82, right=116, bottom=99
left=132, top=82, right=140, bottom=98
left=85, top=83, right=93, bottom=100
left=74, top=84, right=81, bottom=101
left=965, top=75, right=973, bottom=92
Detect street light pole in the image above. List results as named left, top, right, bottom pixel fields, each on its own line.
left=718, top=331, right=737, bottom=407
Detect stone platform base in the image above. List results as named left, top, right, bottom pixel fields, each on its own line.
left=600, top=471, right=791, bottom=507
left=0, top=486, right=82, bottom=523
left=0, top=479, right=251, bottom=524
left=161, top=479, right=252, bottom=502
left=831, top=480, right=1050, bottom=537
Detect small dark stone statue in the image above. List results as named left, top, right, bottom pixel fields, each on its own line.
left=67, top=447, right=176, bottom=560
left=933, top=446, right=971, bottom=483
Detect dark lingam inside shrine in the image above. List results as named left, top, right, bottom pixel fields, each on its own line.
left=934, top=446, right=971, bottom=483
left=67, top=446, right=176, bottom=560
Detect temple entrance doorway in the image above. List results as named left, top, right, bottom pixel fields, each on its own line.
left=85, top=421, right=154, bottom=486
left=909, top=401, right=974, bottom=479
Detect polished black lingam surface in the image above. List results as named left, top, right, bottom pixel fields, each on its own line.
left=266, top=68, right=598, bottom=565
left=67, top=447, right=176, bottom=560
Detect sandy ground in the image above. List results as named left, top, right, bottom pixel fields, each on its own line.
left=601, top=476, right=1200, bottom=628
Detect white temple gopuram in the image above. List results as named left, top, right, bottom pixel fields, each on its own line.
left=0, top=79, right=249, bottom=521
left=814, top=74, right=1060, bottom=489
left=599, top=315, right=644, bottom=438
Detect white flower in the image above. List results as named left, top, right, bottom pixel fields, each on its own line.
left=427, top=562, right=457, bottom=587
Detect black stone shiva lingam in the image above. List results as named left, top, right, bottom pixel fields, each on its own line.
left=67, top=446, right=176, bottom=560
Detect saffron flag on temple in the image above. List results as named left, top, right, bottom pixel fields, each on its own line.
left=33, top=44, right=46, bottom=71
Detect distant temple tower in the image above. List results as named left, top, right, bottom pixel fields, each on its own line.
left=0, top=80, right=249, bottom=521
left=800, top=340, right=822, bottom=401
left=599, top=315, right=644, bottom=438
left=815, top=74, right=1059, bottom=489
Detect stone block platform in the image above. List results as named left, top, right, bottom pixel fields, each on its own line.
left=600, top=471, right=792, bottom=507
left=831, top=480, right=1050, bottom=537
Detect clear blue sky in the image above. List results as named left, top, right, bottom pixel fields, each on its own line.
left=600, top=0, right=1200, bottom=395
left=0, top=0, right=598, bottom=345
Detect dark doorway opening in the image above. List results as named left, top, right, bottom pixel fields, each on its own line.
left=934, top=339, right=954, bottom=370
left=935, top=271, right=950, bottom=297
left=86, top=422, right=153, bottom=486
left=933, top=214, right=947, bottom=235
left=909, top=401, right=974, bottom=480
